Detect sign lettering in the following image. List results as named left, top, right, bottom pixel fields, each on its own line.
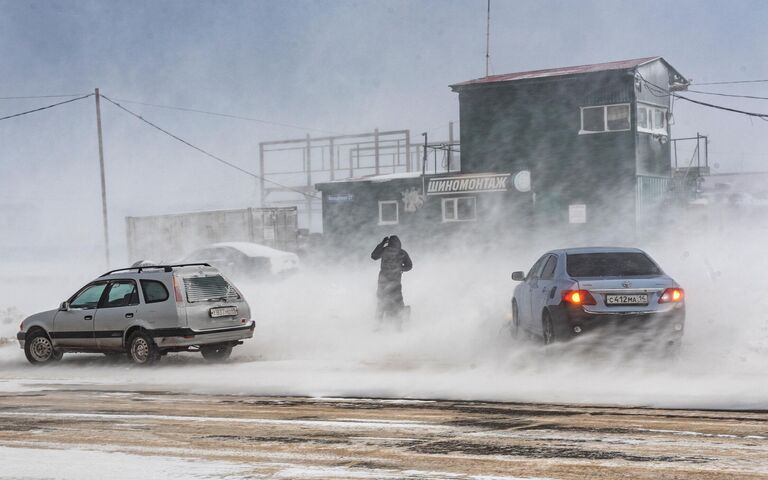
left=427, top=174, right=510, bottom=196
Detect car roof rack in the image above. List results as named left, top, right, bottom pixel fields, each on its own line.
left=100, top=263, right=212, bottom=277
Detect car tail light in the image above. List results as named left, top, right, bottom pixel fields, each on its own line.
left=19, top=321, right=23, bottom=331
left=562, top=290, right=597, bottom=306
left=659, top=288, right=684, bottom=304
left=172, top=275, right=184, bottom=303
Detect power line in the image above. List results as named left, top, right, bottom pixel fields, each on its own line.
left=425, top=121, right=456, bottom=135
left=637, top=73, right=768, bottom=120
left=100, top=95, right=320, bottom=200
left=635, top=72, right=670, bottom=98
left=0, top=93, right=89, bottom=100
left=674, top=95, right=768, bottom=120
left=687, top=89, right=768, bottom=101
left=110, top=97, right=341, bottom=135
left=693, top=79, right=768, bottom=86
left=0, top=94, right=94, bottom=122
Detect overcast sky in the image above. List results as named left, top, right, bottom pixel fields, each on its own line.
left=1, top=0, right=767, bottom=259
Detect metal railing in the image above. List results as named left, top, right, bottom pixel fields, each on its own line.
left=258, top=124, right=459, bottom=229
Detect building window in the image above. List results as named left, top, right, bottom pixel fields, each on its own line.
left=580, top=104, right=630, bottom=134
left=378, top=200, right=399, bottom=225
left=638, top=107, right=649, bottom=129
left=442, top=196, right=476, bottom=222
left=637, top=103, right=667, bottom=135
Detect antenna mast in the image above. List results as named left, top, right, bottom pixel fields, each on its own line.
left=485, top=0, right=491, bottom=76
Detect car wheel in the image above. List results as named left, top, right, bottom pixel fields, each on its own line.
left=127, top=331, right=160, bottom=366
left=200, top=343, right=233, bottom=362
left=24, top=330, right=59, bottom=365
left=542, top=311, right=555, bottom=345
left=510, top=301, right=520, bottom=339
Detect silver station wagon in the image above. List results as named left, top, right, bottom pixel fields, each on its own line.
left=17, top=263, right=255, bottom=365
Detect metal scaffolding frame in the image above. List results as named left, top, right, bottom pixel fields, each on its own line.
left=672, top=133, right=709, bottom=176
left=258, top=123, right=458, bottom=229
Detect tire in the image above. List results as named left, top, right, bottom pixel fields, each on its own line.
left=542, top=311, right=555, bottom=345
left=200, top=343, right=233, bottom=362
left=126, top=331, right=160, bottom=365
left=510, top=301, right=520, bottom=339
left=24, top=330, right=59, bottom=365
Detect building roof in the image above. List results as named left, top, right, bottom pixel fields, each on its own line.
left=318, top=171, right=423, bottom=186
left=451, top=56, right=663, bottom=89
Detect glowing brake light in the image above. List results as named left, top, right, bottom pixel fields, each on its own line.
left=659, top=288, right=684, bottom=304
left=172, top=275, right=184, bottom=303
left=562, top=290, right=597, bottom=306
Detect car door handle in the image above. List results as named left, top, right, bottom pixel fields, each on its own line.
left=125, top=313, right=134, bottom=319
left=84, top=315, right=93, bottom=321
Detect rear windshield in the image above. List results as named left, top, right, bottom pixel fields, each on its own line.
left=566, top=252, right=662, bottom=277
left=183, top=275, right=240, bottom=303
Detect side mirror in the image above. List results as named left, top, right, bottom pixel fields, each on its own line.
left=511, top=271, right=525, bottom=281
left=59, top=301, right=70, bottom=311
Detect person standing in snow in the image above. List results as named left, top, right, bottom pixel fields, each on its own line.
left=371, top=235, right=412, bottom=325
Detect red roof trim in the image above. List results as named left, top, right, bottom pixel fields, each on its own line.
left=451, top=56, right=661, bottom=88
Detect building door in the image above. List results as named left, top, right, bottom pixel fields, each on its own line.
left=636, top=175, right=677, bottom=239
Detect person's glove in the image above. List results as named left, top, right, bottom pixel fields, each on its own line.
left=382, top=236, right=389, bottom=244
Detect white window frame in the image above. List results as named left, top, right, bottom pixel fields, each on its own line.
left=579, top=103, right=631, bottom=135
left=442, top=196, right=477, bottom=223
left=637, top=102, right=668, bottom=135
left=378, top=200, right=399, bottom=225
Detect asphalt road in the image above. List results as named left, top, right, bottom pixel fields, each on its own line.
left=1, top=387, right=767, bottom=479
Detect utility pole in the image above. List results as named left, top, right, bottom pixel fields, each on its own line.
left=448, top=121, right=454, bottom=172
left=421, top=132, right=428, bottom=196
left=485, top=0, right=491, bottom=77
left=259, top=143, right=266, bottom=207
left=94, top=88, right=110, bottom=268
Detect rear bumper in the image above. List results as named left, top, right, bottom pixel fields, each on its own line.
left=153, top=321, right=255, bottom=348
left=16, top=332, right=25, bottom=349
left=549, top=304, right=685, bottom=342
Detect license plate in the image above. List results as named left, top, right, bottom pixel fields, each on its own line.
left=209, top=306, right=238, bottom=318
left=606, top=294, right=648, bottom=305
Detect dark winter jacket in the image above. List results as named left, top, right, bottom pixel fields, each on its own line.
left=371, top=235, right=412, bottom=283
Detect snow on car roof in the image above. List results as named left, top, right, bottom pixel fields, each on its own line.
left=209, top=242, right=295, bottom=258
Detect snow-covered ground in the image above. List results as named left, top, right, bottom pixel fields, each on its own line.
left=0, top=437, right=567, bottom=479
left=0, top=446, right=253, bottom=480
left=1, top=233, right=767, bottom=410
